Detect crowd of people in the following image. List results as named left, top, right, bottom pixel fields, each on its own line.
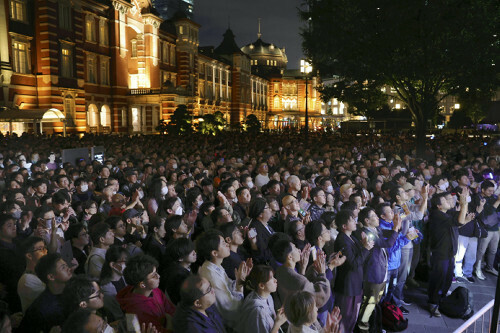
left=0, top=131, right=499, bottom=333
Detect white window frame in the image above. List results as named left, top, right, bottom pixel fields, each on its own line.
left=11, top=36, right=30, bottom=74
left=85, top=15, right=96, bottom=42
left=60, top=43, right=73, bottom=78
left=99, top=19, right=108, bottom=46
left=10, top=0, right=27, bottom=22
left=87, top=55, right=96, bottom=83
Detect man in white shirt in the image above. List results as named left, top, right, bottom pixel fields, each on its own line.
left=85, top=223, right=114, bottom=279
left=197, top=229, right=251, bottom=330
left=254, top=163, right=270, bottom=190
left=18, top=236, right=47, bottom=313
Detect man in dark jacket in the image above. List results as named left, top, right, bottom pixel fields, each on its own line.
left=355, top=207, right=400, bottom=333
left=333, top=209, right=373, bottom=333
left=427, top=190, right=471, bottom=317
left=173, top=275, right=226, bottom=333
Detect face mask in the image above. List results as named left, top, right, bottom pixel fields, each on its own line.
left=438, top=181, right=449, bottom=192
left=175, top=206, right=183, bottom=216
left=284, top=174, right=290, bottom=181
left=12, top=210, right=21, bottom=219
left=326, top=185, right=333, bottom=193
left=451, top=180, right=459, bottom=189
left=436, top=161, right=442, bottom=166
left=400, top=167, right=407, bottom=172
left=424, top=175, right=431, bottom=181
left=172, top=163, right=178, bottom=169
left=106, top=164, right=113, bottom=169
left=138, top=191, right=144, bottom=199
left=80, top=184, right=89, bottom=192
left=247, top=181, right=254, bottom=189
left=233, top=197, right=238, bottom=203
left=73, top=175, right=79, bottom=181
left=112, top=191, right=117, bottom=195
left=161, top=186, right=169, bottom=196
left=466, top=196, right=471, bottom=203
left=197, top=200, right=203, bottom=208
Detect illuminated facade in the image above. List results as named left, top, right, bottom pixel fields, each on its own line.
left=0, top=0, right=320, bottom=135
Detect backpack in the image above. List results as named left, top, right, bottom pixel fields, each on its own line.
left=381, top=301, right=408, bottom=332
left=439, top=286, right=474, bottom=319
left=369, top=303, right=383, bottom=333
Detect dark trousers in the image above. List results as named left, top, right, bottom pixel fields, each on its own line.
left=428, top=255, right=454, bottom=305
left=334, top=293, right=362, bottom=333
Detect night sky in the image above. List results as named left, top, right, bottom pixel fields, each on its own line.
left=194, top=0, right=305, bottom=68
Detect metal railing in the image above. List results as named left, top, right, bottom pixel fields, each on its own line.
left=453, top=299, right=498, bottom=333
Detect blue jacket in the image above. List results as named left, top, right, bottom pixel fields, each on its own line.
left=173, top=304, right=226, bottom=333
left=354, top=226, right=399, bottom=284
left=379, top=219, right=410, bottom=271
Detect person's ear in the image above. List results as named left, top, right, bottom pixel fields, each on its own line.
left=154, top=227, right=159, bottom=234
left=258, top=282, right=266, bottom=291
left=47, top=273, right=56, bottom=282
left=140, top=282, right=146, bottom=289
left=211, top=249, right=219, bottom=259
left=225, top=237, right=232, bottom=245
left=194, top=299, right=202, bottom=308
left=79, top=301, right=88, bottom=308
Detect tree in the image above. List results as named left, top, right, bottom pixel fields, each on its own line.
left=301, top=0, right=499, bottom=156
left=165, top=105, right=193, bottom=135
left=244, top=114, right=261, bottom=134
left=197, top=111, right=227, bottom=135
left=448, top=109, right=472, bottom=130
left=458, top=88, right=490, bottom=125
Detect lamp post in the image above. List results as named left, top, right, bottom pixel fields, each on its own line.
left=300, top=59, right=312, bottom=140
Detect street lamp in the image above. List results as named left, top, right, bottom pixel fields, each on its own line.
left=300, top=59, right=312, bottom=139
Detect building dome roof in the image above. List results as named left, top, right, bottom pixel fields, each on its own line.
left=241, top=38, right=288, bottom=64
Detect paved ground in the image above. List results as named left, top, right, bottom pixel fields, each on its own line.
left=401, top=273, right=499, bottom=333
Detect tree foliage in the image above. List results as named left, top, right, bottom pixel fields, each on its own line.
left=301, top=0, right=499, bottom=156
left=197, top=111, right=227, bottom=135
left=163, top=105, right=193, bottom=135
left=244, top=114, right=261, bottom=134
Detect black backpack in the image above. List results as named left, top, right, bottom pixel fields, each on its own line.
left=439, top=286, right=474, bottom=319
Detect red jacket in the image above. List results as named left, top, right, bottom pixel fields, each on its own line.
left=116, top=285, right=175, bottom=333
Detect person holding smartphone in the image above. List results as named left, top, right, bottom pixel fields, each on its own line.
left=355, top=207, right=401, bottom=333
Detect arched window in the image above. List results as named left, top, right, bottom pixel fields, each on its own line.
left=100, top=105, right=111, bottom=127
left=88, top=104, right=98, bottom=127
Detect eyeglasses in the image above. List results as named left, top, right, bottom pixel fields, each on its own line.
left=200, top=284, right=212, bottom=298
left=30, top=246, right=47, bottom=253
left=78, top=232, right=89, bottom=237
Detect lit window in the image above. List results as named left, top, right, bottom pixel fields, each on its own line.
left=60, top=44, right=73, bottom=77
left=100, top=58, right=109, bottom=85
left=12, top=39, right=30, bottom=74
left=132, top=107, right=140, bottom=131
left=87, top=56, right=96, bottom=83
left=273, top=95, right=279, bottom=108
left=99, top=19, right=108, bottom=46
left=59, top=1, right=72, bottom=30
left=64, top=95, right=75, bottom=121
left=395, top=103, right=401, bottom=109
left=333, top=107, right=338, bottom=114
left=10, top=0, right=26, bottom=22
left=85, top=16, right=96, bottom=42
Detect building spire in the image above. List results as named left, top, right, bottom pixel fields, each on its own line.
left=257, top=18, right=262, bottom=39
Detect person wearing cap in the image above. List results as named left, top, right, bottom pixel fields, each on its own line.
left=122, top=208, right=147, bottom=248
left=173, top=275, right=226, bottom=333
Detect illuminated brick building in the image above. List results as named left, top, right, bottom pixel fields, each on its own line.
left=0, top=0, right=320, bottom=134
